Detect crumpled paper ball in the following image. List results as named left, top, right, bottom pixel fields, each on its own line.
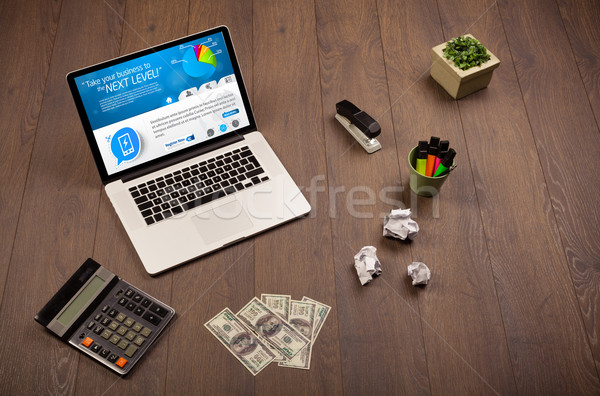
left=354, top=246, right=382, bottom=286
left=383, top=208, right=419, bottom=240
left=407, top=262, right=431, bottom=286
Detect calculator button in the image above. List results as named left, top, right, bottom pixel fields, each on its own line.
left=86, top=321, right=95, bottom=330
left=126, top=302, right=136, bottom=311
left=94, top=313, right=102, bottom=321
left=108, top=354, right=119, bottom=363
left=133, top=336, right=145, bottom=346
left=140, top=327, right=152, bottom=337
left=108, top=321, right=119, bottom=331
left=118, top=340, right=129, bottom=350
left=133, top=307, right=145, bottom=316
left=132, top=294, right=143, bottom=303
left=124, top=317, right=135, bottom=328
left=102, top=305, right=110, bottom=313
left=82, top=337, right=94, bottom=348
left=149, top=303, right=169, bottom=318
left=101, top=330, right=112, bottom=340
left=141, top=298, right=152, bottom=308
left=117, top=326, right=128, bottom=336
left=143, top=312, right=161, bottom=326
left=124, top=345, right=139, bottom=358
left=109, top=335, right=120, bottom=345
left=91, top=344, right=102, bottom=354
left=118, top=297, right=128, bottom=306
left=116, top=313, right=127, bottom=322
left=125, top=331, right=137, bottom=341
left=108, top=309, right=118, bottom=318
left=99, top=349, right=110, bottom=358
left=132, top=323, right=143, bottom=333
left=125, top=289, right=135, bottom=298
left=115, top=357, right=128, bottom=368
left=101, top=317, right=111, bottom=326
left=93, top=326, right=104, bottom=335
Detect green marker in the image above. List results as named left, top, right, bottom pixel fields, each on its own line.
left=433, top=148, right=456, bottom=177
left=415, top=141, right=428, bottom=175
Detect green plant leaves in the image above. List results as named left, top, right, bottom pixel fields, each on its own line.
left=443, top=36, right=491, bottom=70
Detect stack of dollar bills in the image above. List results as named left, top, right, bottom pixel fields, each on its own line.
left=204, top=294, right=331, bottom=375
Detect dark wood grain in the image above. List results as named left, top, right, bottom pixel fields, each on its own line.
left=1, top=0, right=600, bottom=394
left=376, top=0, right=517, bottom=393
left=556, top=0, right=600, bottom=125
left=0, top=0, right=124, bottom=393
left=551, top=0, right=600, bottom=367
left=315, top=0, right=430, bottom=394
left=0, top=0, right=61, bottom=306
left=437, top=0, right=600, bottom=393
left=251, top=1, right=343, bottom=394
left=72, top=0, right=188, bottom=393
left=163, top=1, right=257, bottom=394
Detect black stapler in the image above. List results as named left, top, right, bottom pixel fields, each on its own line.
left=335, top=100, right=381, bottom=153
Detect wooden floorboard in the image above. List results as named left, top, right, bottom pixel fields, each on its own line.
left=0, top=0, right=124, bottom=393
left=0, top=0, right=61, bottom=306
left=556, top=0, right=600, bottom=128
left=73, top=0, right=188, bottom=393
left=252, top=1, right=343, bottom=394
left=377, top=0, right=517, bottom=393
left=498, top=0, right=600, bottom=386
left=437, top=0, right=600, bottom=393
left=548, top=0, right=600, bottom=369
left=1, top=0, right=599, bottom=394
left=315, top=0, right=430, bottom=393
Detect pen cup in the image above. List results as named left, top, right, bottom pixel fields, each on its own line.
left=408, top=146, right=452, bottom=197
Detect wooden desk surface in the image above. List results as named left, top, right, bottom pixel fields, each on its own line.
left=1, top=0, right=599, bottom=394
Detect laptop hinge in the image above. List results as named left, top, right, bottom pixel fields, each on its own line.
left=121, top=134, right=244, bottom=183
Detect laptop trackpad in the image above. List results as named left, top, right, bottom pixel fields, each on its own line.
left=192, top=200, right=254, bottom=245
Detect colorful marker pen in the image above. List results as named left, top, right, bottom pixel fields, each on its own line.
left=415, top=140, right=428, bottom=175
left=433, top=148, right=456, bottom=177
left=434, top=140, right=449, bottom=174
left=425, top=136, right=440, bottom=177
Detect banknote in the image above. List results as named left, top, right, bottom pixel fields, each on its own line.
left=237, top=297, right=309, bottom=359
left=260, top=294, right=293, bottom=362
left=301, top=296, right=331, bottom=342
left=260, top=294, right=291, bottom=321
left=279, top=300, right=316, bottom=370
left=204, top=307, right=276, bottom=376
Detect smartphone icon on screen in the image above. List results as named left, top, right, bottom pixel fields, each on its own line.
left=118, top=133, right=134, bottom=156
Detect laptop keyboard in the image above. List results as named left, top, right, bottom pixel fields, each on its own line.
left=128, top=146, right=269, bottom=225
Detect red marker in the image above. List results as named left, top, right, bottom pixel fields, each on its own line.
left=434, top=140, right=449, bottom=174
left=425, top=136, right=440, bottom=177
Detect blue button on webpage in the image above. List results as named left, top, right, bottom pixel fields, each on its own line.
left=222, top=109, right=239, bottom=118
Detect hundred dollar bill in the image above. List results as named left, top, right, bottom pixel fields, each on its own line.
left=279, top=300, right=316, bottom=370
left=204, top=307, right=276, bottom=376
left=301, top=296, right=331, bottom=342
left=260, top=294, right=291, bottom=321
left=260, top=294, right=292, bottom=362
left=237, top=297, right=309, bottom=359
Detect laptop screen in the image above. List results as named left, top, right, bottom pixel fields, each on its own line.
left=68, top=26, right=255, bottom=181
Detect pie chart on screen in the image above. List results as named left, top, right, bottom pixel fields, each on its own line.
left=182, top=44, right=217, bottom=79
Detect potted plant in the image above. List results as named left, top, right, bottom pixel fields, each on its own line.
left=430, top=34, right=500, bottom=99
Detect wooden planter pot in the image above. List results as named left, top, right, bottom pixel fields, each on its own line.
left=430, top=34, right=500, bottom=99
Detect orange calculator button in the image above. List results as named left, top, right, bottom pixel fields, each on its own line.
left=82, top=337, right=94, bottom=348
left=115, top=357, right=127, bottom=368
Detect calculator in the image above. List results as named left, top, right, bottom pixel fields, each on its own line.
left=35, top=258, right=175, bottom=375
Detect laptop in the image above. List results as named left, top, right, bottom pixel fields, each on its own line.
left=67, top=26, right=311, bottom=275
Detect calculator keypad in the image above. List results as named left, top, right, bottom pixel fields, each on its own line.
left=72, top=282, right=173, bottom=375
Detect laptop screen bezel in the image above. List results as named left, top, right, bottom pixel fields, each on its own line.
left=66, top=25, right=256, bottom=185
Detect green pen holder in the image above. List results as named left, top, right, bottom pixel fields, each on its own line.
left=408, top=146, right=453, bottom=197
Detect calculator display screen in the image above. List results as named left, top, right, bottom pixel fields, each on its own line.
left=57, top=276, right=105, bottom=325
